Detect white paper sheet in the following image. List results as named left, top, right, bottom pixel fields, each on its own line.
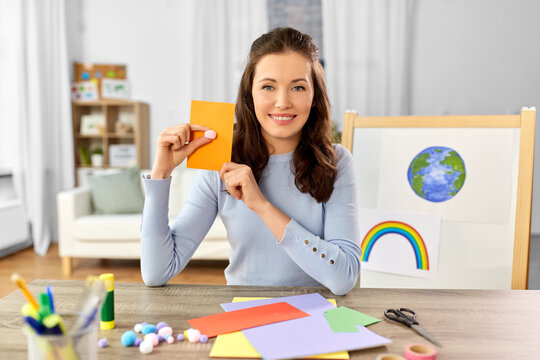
left=358, top=208, right=441, bottom=278
left=373, top=128, right=516, bottom=223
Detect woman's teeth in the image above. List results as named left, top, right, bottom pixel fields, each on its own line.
left=271, top=115, right=295, bottom=120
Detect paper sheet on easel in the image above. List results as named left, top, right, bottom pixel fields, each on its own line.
left=187, top=100, right=235, bottom=171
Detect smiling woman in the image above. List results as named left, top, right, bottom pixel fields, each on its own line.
left=251, top=51, right=314, bottom=155
left=233, top=27, right=336, bottom=203
left=140, top=27, right=361, bottom=295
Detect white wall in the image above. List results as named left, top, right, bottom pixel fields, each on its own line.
left=66, top=0, right=195, bottom=166
left=411, top=0, right=540, bottom=233
left=66, top=0, right=540, bottom=233
left=411, top=0, right=540, bottom=116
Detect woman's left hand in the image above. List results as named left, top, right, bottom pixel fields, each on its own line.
left=219, top=162, right=267, bottom=211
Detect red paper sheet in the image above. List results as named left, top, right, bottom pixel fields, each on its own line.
left=187, top=302, right=309, bottom=338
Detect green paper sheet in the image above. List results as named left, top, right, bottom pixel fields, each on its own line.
left=324, top=306, right=380, bottom=332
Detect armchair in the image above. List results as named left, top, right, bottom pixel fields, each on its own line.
left=57, top=166, right=229, bottom=275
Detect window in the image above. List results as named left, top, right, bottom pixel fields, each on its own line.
left=0, top=1, right=20, bottom=201
left=267, top=0, right=324, bottom=62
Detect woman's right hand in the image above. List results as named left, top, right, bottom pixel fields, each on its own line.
left=151, top=123, right=215, bottom=179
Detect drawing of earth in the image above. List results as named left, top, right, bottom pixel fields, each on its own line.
left=407, top=146, right=466, bottom=202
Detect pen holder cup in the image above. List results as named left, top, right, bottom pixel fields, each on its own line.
left=24, top=313, right=98, bottom=360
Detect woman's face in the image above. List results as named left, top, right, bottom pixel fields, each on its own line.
left=251, top=51, right=314, bottom=154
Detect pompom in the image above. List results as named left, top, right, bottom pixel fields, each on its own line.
left=98, top=338, right=108, bottom=348
left=144, top=333, right=159, bottom=346
left=139, top=340, right=153, bottom=354
left=141, top=324, right=156, bottom=335
left=156, top=322, right=168, bottom=331
left=121, top=331, right=136, bottom=346
left=204, top=130, right=217, bottom=139
left=158, top=326, right=173, bottom=337
left=186, top=328, right=201, bottom=343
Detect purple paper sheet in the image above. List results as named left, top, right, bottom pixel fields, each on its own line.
left=221, top=293, right=391, bottom=360
left=221, top=293, right=334, bottom=315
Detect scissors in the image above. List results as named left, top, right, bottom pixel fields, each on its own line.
left=384, top=308, right=442, bottom=347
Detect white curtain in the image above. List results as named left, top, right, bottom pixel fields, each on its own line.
left=322, top=0, right=416, bottom=126
left=188, top=0, right=268, bottom=103
left=0, top=0, right=73, bottom=255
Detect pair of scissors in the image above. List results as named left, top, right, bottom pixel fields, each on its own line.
left=384, top=308, right=442, bottom=347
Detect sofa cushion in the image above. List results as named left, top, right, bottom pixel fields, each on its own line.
left=74, top=213, right=228, bottom=241
left=87, top=167, right=144, bottom=214
left=75, top=214, right=142, bottom=241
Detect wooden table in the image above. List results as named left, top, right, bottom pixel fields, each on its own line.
left=1, top=280, right=539, bottom=359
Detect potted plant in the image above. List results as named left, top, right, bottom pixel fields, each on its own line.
left=77, top=146, right=91, bottom=166
left=331, top=121, right=342, bottom=143
left=90, top=147, right=104, bottom=167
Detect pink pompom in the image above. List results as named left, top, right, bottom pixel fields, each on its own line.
left=204, top=130, right=217, bottom=139
left=186, top=328, right=201, bottom=343
left=158, top=326, right=173, bottom=337
left=144, top=333, right=159, bottom=346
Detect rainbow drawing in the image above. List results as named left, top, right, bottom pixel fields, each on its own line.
left=361, top=221, right=429, bottom=270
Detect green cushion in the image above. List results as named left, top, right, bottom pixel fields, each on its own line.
left=87, top=167, right=144, bottom=214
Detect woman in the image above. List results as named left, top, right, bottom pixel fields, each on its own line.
left=141, top=27, right=361, bottom=295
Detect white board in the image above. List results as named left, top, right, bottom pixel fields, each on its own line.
left=352, top=127, right=520, bottom=289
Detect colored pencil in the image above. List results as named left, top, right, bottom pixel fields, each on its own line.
left=10, top=273, right=39, bottom=311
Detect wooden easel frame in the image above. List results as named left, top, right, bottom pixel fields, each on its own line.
left=342, top=108, right=536, bottom=289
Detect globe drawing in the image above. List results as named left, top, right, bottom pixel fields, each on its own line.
left=407, top=146, right=466, bottom=202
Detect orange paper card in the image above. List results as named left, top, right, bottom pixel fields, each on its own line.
left=187, top=302, right=309, bottom=338
left=187, top=100, right=235, bottom=171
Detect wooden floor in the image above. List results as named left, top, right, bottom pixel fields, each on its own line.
left=0, top=243, right=227, bottom=298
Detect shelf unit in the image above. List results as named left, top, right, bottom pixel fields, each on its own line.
left=71, top=100, right=150, bottom=185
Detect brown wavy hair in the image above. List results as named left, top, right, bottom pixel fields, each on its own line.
left=232, top=27, right=338, bottom=203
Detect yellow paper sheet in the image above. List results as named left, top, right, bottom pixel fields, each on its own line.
left=187, top=100, right=235, bottom=171
left=209, top=297, right=349, bottom=359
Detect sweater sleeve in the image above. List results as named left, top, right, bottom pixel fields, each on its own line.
left=140, top=170, right=218, bottom=286
left=279, top=146, right=362, bottom=295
